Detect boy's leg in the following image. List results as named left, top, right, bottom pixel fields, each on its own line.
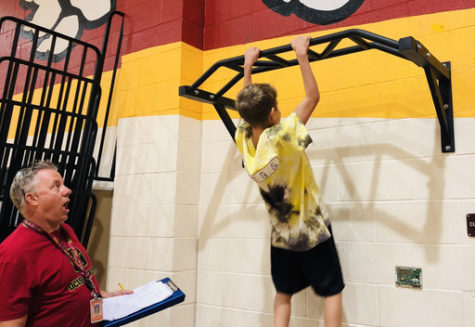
left=274, top=292, right=292, bottom=327
left=324, top=292, right=342, bottom=327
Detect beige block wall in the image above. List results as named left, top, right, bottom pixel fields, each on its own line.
left=105, top=116, right=475, bottom=327
left=196, top=117, right=475, bottom=327
left=106, top=115, right=200, bottom=326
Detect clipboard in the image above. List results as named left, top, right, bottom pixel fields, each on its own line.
left=103, top=278, right=185, bottom=327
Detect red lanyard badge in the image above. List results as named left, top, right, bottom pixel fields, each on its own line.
left=22, top=220, right=100, bottom=299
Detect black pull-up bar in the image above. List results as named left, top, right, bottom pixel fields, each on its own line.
left=179, top=29, right=454, bottom=153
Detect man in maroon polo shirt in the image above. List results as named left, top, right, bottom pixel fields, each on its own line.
left=0, top=161, right=130, bottom=327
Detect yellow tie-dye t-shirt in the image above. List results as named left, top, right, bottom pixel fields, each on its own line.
left=235, top=113, right=331, bottom=251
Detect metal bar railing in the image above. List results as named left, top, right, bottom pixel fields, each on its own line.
left=93, top=11, right=125, bottom=182
left=179, top=29, right=454, bottom=153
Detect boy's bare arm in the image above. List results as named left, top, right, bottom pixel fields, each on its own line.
left=243, top=47, right=260, bottom=88
left=292, top=35, right=320, bottom=125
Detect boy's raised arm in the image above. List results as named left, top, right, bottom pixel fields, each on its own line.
left=292, top=35, right=320, bottom=125
left=243, top=47, right=260, bottom=88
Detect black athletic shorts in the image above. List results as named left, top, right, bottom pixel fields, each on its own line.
left=271, top=226, right=345, bottom=297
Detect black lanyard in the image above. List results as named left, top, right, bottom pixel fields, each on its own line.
left=22, top=220, right=101, bottom=299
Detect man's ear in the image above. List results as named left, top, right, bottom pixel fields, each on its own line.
left=24, top=192, right=38, bottom=206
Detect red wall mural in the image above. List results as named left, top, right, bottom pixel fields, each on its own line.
left=203, top=0, right=474, bottom=49
left=19, top=0, right=116, bottom=61
left=261, top=0, right=366, bottom=25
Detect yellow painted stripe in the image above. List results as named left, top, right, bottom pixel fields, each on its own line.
left=197, top=8, right=475, bottom=120
left=5, top=69, right=120, bottom=139
left=116, top=42, right=203, bottom=120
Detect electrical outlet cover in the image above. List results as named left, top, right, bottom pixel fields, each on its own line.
left=395, top=266, right=422, bottom=289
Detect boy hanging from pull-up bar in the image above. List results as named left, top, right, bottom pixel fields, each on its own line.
left=234, top=35, right=345, bottom=327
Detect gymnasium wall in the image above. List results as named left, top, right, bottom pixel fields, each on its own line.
left=1, top=1, right=475, bottom=326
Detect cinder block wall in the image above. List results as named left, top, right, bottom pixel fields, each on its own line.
left=107, top=114, right=199, bottom=326
left=197, top=116, right=475, bottom=327
left=105, top=42, right=202, bottom=326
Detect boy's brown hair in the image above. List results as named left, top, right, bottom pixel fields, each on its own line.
left=236, top=83, right=277, bottom=127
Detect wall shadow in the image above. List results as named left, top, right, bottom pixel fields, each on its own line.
left=87, top=189, right=113, bottom=289
left=198, top=124, right=446, bottom=326
left=306, top=134, right=445, bottom=261
left=197, top=142, right=274, bottom=326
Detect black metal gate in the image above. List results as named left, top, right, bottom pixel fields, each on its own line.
left=0, top=13, right=123, bottom=245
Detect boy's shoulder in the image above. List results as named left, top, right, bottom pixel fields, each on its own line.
left=236, top=120, right=252, bottom=137
left=268, top=113, right=302, bottom=137
left=266, top=113, right=312, bottom=150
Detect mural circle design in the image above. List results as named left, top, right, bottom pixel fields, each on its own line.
left=19, top=0, right=116, bottom=61
left=262, top=0, right=366, bottom=25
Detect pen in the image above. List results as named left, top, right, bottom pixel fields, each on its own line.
left=119, top=282, right=125, bottom=290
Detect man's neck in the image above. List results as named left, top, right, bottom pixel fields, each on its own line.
left=25, top=216, right=60, bottom=234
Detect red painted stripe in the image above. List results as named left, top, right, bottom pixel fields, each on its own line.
left=1, top=0, right=473, bottom=56
left=203, top=0, right=475, bottom=49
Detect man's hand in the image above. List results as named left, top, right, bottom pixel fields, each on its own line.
left=0, top=315, right=27, bottom=327
left=101, top=289, right=133, bottom=298
left=243, top=46, right=260, bottom=87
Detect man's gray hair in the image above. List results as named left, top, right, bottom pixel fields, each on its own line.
left=9, top=160, right=58, bottom=210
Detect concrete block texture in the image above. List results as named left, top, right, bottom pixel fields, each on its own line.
left=379, top=287, right=464, bottom=327
left=108, top=115, right=201, bottom=326
left=195, top=116, right=475, bottom=326
left=110, top=112, right=475, bottom=327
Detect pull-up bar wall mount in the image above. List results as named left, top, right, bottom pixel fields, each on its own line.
left=179, top=29, right=454, bottom=153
